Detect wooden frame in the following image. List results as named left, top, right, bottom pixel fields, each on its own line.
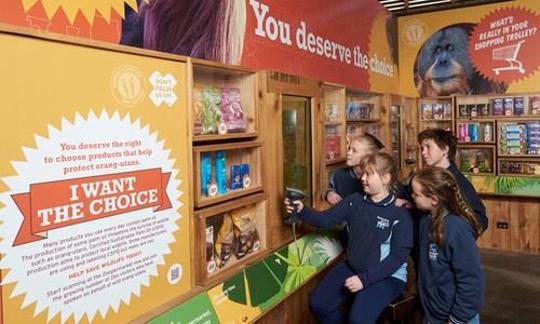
left=457, top=145, right=496, bottom=176
left=323, top=83, right=347, bottom=165
left=193, top=193, right=267, bottom=286
left=497, top=119, right=540, bottom=157
left=418, top=96, right=454, bottom=132
left=193, top=141, right=263, bottom=208
left=498, top=158, right=540, bottom=177
left=456, top=119, right=496, bottom=144
left=190, top=58, right=259, bottom=142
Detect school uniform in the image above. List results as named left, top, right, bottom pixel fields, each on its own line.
left=446, top=164, right=488, bottom=232
left=399, top=164, right=488, bottom=233
left=300, top=193, right=413, bottom=324
left=326, top=166, right=365, bottom=200
left=418, top=211, right=484, bottom=324
left=325, top=167, right=365, bottom=247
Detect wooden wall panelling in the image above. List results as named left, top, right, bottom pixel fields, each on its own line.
left=478, top=196, right=540, bottom=254
left=260, top=72, right=325, bottom=249
left=259, top=73, right=291, bottom=249
left=508, top=197, right=539, bottom=253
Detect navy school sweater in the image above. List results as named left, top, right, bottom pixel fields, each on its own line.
left=418, top=212, right=485, bottom=324
left=299, top=193, right=413, bottom=286
left=398, top=164, right=488, bottom=233
left=325, top=167, right=365, bottom=200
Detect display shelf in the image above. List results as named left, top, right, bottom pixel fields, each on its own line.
left=194, top=193, right=267, bottom=285
left=419, top=96, right=454, bottom=132
left=345, top=90, right=384, bottom=143
left=498, top=158, right=540, bottom=177
left=456, top=93, right=540, bottom=119
left=390, top=104, right=402, bottom=170
left=456, top=120, right=496, bottom=144
left=498, top=119, right=540, bottom=156
left=193, top=141, right=263, bottom=208
left=191, top=59, right=259, bottom=142
left=345, top=91, right=380, bottom=121
left=457, top=145, right=496, bottom=176
left=323, top=84, right=347, bottom=162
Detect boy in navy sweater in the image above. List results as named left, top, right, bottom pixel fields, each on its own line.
left=411, top=167, right=484, bottom=324
left=286, top=153, right=412, bottom=324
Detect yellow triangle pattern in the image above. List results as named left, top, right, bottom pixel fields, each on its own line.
left=19, top=0, right=149, bottom=24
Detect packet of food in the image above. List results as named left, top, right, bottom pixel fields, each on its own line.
left=220, top=87, right=246, bottom=133
left=201, top=86, right=221, bottom=134
left=193, top=85, right=204, bottom=135
left=231, top=205, right=260, bottom=259
left=214, top=213, right=234, bottom=268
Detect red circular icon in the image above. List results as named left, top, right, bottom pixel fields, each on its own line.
left=469, top=7, right=540, bottom=84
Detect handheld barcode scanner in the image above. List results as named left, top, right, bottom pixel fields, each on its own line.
left=285, top=187, right=306, bottom=225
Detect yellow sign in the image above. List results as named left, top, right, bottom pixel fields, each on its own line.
left=398, top=0, right=540, bottom=97
left=0, top=31, right=191, bottom=323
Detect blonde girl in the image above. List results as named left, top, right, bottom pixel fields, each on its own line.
left=286, top=153, right=412, bottom=323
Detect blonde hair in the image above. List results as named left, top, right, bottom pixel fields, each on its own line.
left=349, top=134, right=382, bottom=155
left=358, top=153, right=398, bottom=193
left=413, top=167, right=482, bottom=246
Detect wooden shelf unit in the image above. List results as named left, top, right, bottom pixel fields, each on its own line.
left=418, top=96, right=454, bottom=132
left=194, top=193, right=267, bottom=285
left=457, top=144, right=496, bottom=176
left=191, top=59, right=259, bottom=142
left=323, top=83, right=347, bottom=163
left=345, top=90, right=384, bottom=142
left=193, top=140, right=263, bottom=208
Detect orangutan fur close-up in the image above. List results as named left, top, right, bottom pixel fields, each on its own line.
left=414, top=24, right=507, bottom=97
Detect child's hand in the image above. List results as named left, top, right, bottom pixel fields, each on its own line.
left=284, top=198, right=304, bottom=213
left=326, top=191, right=343, bottom=205
left=344, top=275, right=363, bottom=293
left=395, top=198, right=413, bottom=209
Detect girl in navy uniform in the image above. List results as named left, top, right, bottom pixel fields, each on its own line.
left=325, top=134, right=383, bottom=205
left=411, top=167, right=484, bottom=324
left=325, top=134, right=384, bottom=248
left=286, top=153, right=412, bottom=324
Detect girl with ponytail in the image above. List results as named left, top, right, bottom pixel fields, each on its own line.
left=411, top=167, right=484, bottom=324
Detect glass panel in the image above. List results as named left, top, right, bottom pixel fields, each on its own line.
left=282, top=95, right=312, bottom=208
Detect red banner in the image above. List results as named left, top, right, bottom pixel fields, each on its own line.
left=11, top=168, right=172, bottom=246
left=242, top=0, right=385, bottom=89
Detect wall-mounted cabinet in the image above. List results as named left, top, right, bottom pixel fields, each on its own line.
left=194, top=193, right=267, bottom=285
left=323, top=84, right=347, bottom=164
left=457, top=145, right=496, bottom=176
left=193, top=141, right=263, bottom=208
left=456, top=120, right=496, bottom=144
left=419, top=96, right=454, bottom=132
left=191, top=60, right=259, bottom=142
left=498, top=119, right=540, bottom=157
left=346, top=90, right=384, bottom=143
left=498, top=158, right=540, bottom=177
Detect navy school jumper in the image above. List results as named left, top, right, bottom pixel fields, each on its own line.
left=325, top=166, right=365, bottom=200
left=398, top=163, right=488, bottom=233
left=299, top=193, right=413, bottom=286
left=418, top=211, right=484, bottom=324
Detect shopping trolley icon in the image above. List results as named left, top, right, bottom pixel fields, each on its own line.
left=492, top=40, right=526, bottom=75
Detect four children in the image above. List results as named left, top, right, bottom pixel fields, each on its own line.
left=285, top=128, right=487, bottom=323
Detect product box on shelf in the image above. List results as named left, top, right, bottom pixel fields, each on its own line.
left=192, top=61, right=258, bottom=141
left=193, top=141, right=263, bottom=208
left=195, top=194, right=267, bottom=284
